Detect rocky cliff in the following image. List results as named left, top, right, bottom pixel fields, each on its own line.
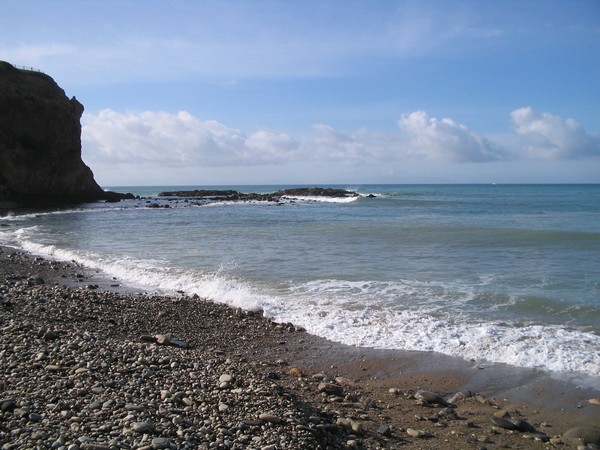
left=0, top=61, right=128, bottom=206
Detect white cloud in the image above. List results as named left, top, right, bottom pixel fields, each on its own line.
left=511, top=107, right=600, bottom=160
left=397, top=110, right=505, bottom=162
left=82, top=107, right=599, bottom=186
left=82, top=109, right=299, bottom=167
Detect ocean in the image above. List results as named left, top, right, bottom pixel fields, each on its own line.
left=1, top=184, right=599, bottom=384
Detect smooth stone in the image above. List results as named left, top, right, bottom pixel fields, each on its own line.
left=335, top=376, right=356, bottom=386
left=259, top=413, right=281, bottom=424
left=350, top=420, right=363, bottom=433
left=28, top=412, right=43, bottom=421
left=125, top=404, right=146, bottom=412
left=447, top=390, right=473, bottom=404
left=218, top=403, right=229, bottom=412
left=168, top=337, right=189, bottom=349
left=1, top=399, right=16, bottom=411
left=511, top=418, right=536, bottom=432
left=151, top=437, right=171, bottom=449
left=563, top=425, right=600, bottom=445
left=288, top=367, right=303, bottom=377
left=31, top=430, right=48, bottom=439
left=378, top=424, right=392, bottom=436
left=88, top=401, right=102, bottom=410
left=491, top=416, right=517, bottom=430
left=172, top=415, right=184, bottom=425
left=154, top=334, right=171, bottom=345
left=219, top=374, right=234, bottom=383
left=491, top=416, right=536, bottom=432
left=80, top=445, right=111, bottom=450
left=406, top=428, right=429, bottom=438
left=132, top=421, right=154, bottom=433
left=43, top=330, right=60, bottom=340
left=336, top=418, right=352, bottom=429
left=317, top=382, right=343, bottom=396
left=415, top=390, right=449, bottom=406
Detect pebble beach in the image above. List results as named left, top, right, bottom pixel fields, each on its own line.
left=1, top=246, right=599, bottom=450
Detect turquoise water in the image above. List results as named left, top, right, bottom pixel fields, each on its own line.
left=2, top=184, right=599, bottom=381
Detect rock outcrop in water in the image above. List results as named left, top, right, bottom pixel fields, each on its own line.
left=158, top=187, right=359, bottom=202
left=0, top=61, right=130, bottom=206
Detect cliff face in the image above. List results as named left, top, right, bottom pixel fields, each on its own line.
left=0, top=61, right=123, bottom=205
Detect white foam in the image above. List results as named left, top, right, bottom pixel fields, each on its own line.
left=3, top=227, right=599, bottom=381
left=0, top=206, right=129, bottom=222
left=7, top=228, right=266, bottom=312
left=280, top=195, right=359, bottom=203
left=276, top=279, right=600, bottom=380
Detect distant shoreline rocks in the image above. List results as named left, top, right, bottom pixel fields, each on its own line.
left=158, top=187, right=360, bottom=202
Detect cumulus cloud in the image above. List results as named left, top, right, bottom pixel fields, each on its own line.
left=511, top=107, right=600, bottom=160
left=82, top=109, right=299, bottom=167
left=83, top=108, right=509, bottom=173
left=82, top=107, right=598, bottom=183
left=397, top=111, right=505, bottom=162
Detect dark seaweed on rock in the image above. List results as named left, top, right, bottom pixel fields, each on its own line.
left=158, top=187, right=359, bottom=201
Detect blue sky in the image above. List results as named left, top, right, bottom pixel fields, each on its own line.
left=2, top=0, right=600, bottom=185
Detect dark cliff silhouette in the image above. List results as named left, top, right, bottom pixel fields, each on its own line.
left=0, top=61, right=131, bottom=207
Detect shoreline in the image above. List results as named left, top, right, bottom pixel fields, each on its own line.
left=1, top=245, right=599, bottom=449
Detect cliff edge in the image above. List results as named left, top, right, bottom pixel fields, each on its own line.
left=0, top=61, right=129, bottom=206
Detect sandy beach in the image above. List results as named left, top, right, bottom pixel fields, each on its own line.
left=1, top=245, right=599, bottom=449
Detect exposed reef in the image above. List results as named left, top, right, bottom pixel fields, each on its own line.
left=158, top=187, right=359, bottom=202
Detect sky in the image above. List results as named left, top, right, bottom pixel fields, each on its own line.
left=2, top=0, right=600, bottom=186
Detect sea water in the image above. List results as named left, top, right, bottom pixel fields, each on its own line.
left=1, top=184, right=599, bottom=383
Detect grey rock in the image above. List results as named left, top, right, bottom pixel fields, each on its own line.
left=563, top=425, right=600, bottom=445
left=88, top=401, right=102, bottom=410
left=28, top=412, right=43, bottom=421
left=317, top=382, right=344, bottom=396
left=415, top=390, right=449, bottom=406
left=219, top=374, right=234, bottom=383
left=259, top=413, right=281, bottom=424
left=151, top=437, right=171, bottom=449
left=132, top=421, right=154, bottom=433
left=490, top=416, right=517, bottom=430
left=378, top=424, right=392, bottom=436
